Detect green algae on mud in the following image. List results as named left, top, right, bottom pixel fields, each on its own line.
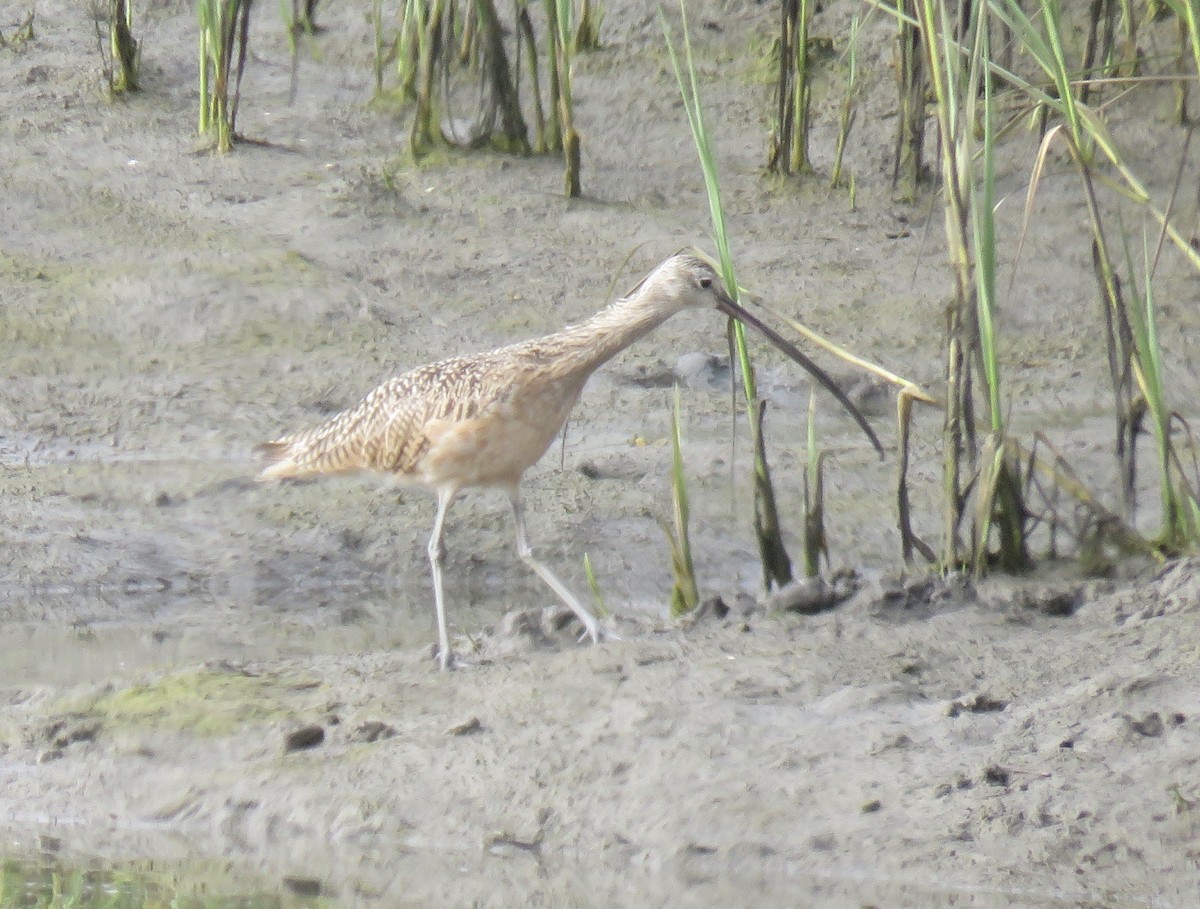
left=59, top=666, right=324, bottom=737
left=0, top=853, right=334, bottom=909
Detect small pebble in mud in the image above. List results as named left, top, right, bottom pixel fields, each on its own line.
left=355, top=720, right=396, bottom=742
left=42, top=718, right=101, bottom=750
left=445, top=716, right=483, bottom=736
left=673, top=352, right=729, bottom=390
left=1122, top=712, right=1165, bottom=738
left=763, top=570, right=860, bottom=614
left=947, top=693, right=1008, bottom=717
left=983, top=765, right=1011, bottom=787
left=1020, top=586, right=1082, bottom=617
left=485, top=832, right=541, bottom=856
left=282, top=877, right=322, bottom=897
left=677, top=595, right=731, bottom=626
left=283, top=725, right=325, bottom=752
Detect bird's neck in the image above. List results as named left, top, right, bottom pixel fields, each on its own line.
left=543, top=292, right=677, bottom=379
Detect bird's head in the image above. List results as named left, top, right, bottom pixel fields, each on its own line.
left=639, top=250, right=884, bottom=457
left=636, top=252, right=736, bottom=314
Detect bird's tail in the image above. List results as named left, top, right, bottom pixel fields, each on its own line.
left=254, top=412, right=374, bottom=480
left=254, top=439, right=311, bottom=481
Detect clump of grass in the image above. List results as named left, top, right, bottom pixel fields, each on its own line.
left=408, top=0, right=525, bottom=157
left=392, top=0, right=589, bottom=192
left=997, top=0, right=1200, bottom=557
left=875, top=0, right=1200, bottom=567
left=849, top=0, right=1200, bottom=569
left=769, top=0, right=816, bottom=174
left=197, top=0, right=254, bottom=153
left=905, top=0, right=1029, bottom=572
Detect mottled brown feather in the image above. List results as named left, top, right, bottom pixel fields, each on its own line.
left=256, top=339, right=593, bottom=487
left=257, top=254, right=728, bottom=493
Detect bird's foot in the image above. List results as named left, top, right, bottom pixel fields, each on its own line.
left=437, top=646, right=484, bottom=671
left=430, top=643, right=467, bottom=671
left=576, top=620, right=620, bottom=645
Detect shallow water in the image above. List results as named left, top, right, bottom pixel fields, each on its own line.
left=0, top=585, right=433, bottom=689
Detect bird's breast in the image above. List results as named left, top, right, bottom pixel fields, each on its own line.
left=417, top=374, right=584, bottom=490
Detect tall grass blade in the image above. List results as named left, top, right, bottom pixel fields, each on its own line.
left=1161, top=0, right=1200, bottom=121
left=664, top=386, right=699, bottom=617
left=802, top=392, right=826, bottom=578
left=574, top=0, right=602, bottom=51
left=830, top=15, right=860, bottom=189
left=752, top=399, right=794, bottom=585
left=663, top=0, right=794, bottom=590
left=554, top=0, right=582, bottom=196
left=109, top=0, right=139, bottom=93
left=893, top=0, right=928, bottom=199
left=197, top=0, right=254, bottom=153
left=769, top=0, right=814, bottom=174
left=1124, top=232, right=1200, bottom=552
left=582, top=553, right=609, bottom=617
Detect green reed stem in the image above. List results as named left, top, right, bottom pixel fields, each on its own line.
left=664, top=0, right=794, bottom=590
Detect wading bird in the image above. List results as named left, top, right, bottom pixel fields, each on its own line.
left=257, top=252, right=881, bottom=669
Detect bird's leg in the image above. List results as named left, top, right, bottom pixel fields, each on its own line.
left=428, top=488, right=455, bottom=670
left=508, top=489, right=602, bottom=645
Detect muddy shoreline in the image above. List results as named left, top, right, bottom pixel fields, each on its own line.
left=4, top=568, right=1200, bottom=907
left=3, top=0, right=1200, bottom=904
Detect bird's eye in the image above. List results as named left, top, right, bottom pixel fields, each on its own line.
left=699, top=277, right=712, bottom=288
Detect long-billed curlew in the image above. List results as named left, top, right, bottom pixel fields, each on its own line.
left=257, top=252, right=881, bottom=669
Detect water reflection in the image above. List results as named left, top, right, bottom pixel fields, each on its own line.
left=0, top=553, right=639, bottom=689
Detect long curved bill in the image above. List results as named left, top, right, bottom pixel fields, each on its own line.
left=715, top=294, right=885, bottom=458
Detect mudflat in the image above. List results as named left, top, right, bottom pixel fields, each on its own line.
left=2, top=0, right=1198, bottom=905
